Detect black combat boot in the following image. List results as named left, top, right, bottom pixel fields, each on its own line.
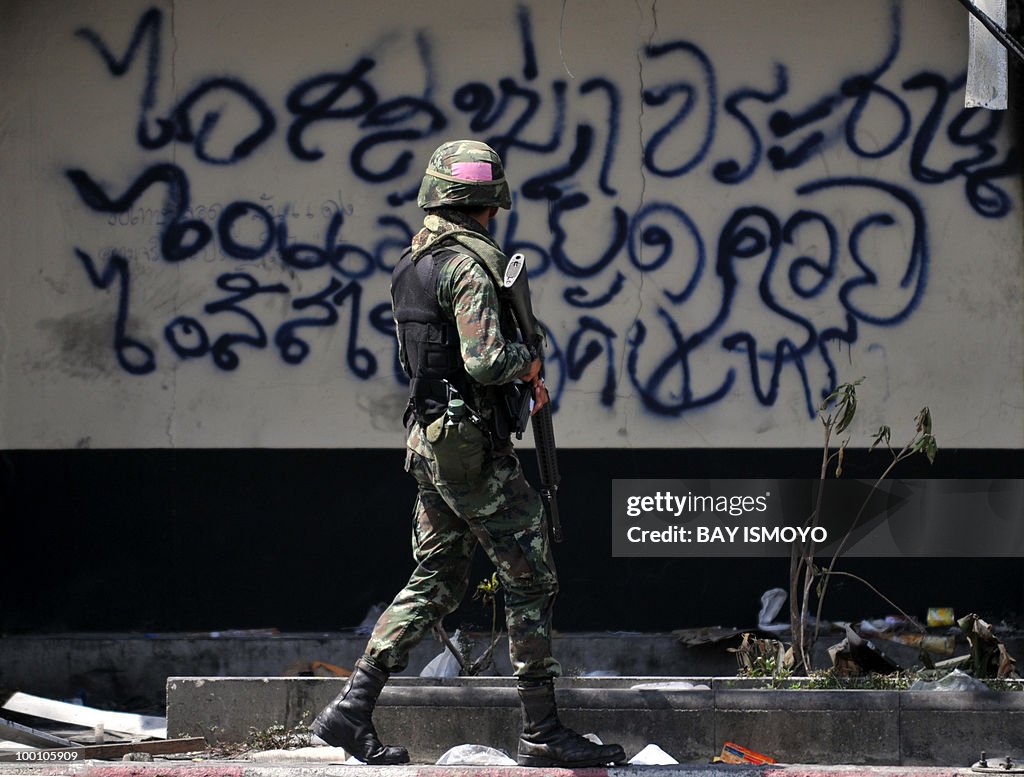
left=517, top=678, right=627, bottom=767
left=312, top=657, right=409, bottom=764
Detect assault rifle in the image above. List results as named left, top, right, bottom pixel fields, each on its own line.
left=502, top=253, right=563, bottom=543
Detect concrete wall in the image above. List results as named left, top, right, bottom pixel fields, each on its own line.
left=2, top=0, right=1021, bottom=450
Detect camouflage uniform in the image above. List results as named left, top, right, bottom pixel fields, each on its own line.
left=313, top=141, right=624, bottom=768
left=365, top=203, right=561, bottom=680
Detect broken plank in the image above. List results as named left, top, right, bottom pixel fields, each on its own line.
left=0, top=737, right=207, bottom=762
left=0, top=716, right=77, bottom=748
left=0, top=691, right=166, bottom=739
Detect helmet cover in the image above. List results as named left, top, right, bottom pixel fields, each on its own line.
left=416, top=139, right=512, bottom=210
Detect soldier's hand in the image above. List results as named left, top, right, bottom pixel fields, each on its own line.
left=518, top=357, right=542, bottom=383
left=530, top=377, right=549, bottom=415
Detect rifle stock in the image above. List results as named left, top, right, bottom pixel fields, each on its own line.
left=501, top=253, right=563, bottom=542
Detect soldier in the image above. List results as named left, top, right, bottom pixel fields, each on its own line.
left=312, top=140, right=626, bottom=768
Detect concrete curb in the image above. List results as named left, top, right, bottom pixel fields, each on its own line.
left=166, top=676, right=1024, bottom=767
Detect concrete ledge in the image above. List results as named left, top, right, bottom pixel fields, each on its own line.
left=9, top=630, right=1020, bottom=709
left=899, top=690, right=1024, bottom=766
left=0, top=632, right=738, bottom=709
left=166, top=677, right=1024, bottom=766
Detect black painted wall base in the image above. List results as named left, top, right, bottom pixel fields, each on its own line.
left=1, top=448, right=1021, bottom=634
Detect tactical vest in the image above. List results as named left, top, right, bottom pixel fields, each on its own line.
left=392, top=246, right=520, bottom=435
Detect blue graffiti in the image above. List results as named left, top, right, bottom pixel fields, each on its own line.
left=66, top=2, right=1016, bottom=420
left=74, top=249, right=155, bottom=375
left=77, top=10, right=275, bottom=164
left=275, top=278, right=347, bottom=365
left=713, top=64, right=788, bottom=184
left=643, top=41, right=717, bottom=178
left=67, top=164, right=212, bottom=262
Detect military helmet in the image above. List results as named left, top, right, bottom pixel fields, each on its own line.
left=417, top=140, right=512, bottom=210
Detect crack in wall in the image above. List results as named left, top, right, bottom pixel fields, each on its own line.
left=611, top=0, right=662, bottom=441
left=558, top=0, right=576, bottom=80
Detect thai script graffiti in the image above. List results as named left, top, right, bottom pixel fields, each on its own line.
left=65, top=3, right=1017, bottom=417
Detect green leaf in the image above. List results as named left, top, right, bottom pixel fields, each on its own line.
left=916, top=407, right=932, bottom=435
left=820, top=377, right=863, bottom=414
left=869, top=425, right=891, bottom=452
left=835, top=399, right=856, bottom=434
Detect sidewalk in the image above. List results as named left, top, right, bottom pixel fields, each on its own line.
left=0, top=762, right=992, bottom=777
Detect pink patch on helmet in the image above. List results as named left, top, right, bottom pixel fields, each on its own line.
left=450, top=161, right=493, bottom=181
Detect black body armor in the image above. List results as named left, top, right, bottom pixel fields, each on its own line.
left=391, top=247, right=526, bottom=439
left=391, top=247, right=469, bottom=425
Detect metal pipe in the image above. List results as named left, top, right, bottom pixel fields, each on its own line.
left=955, top=0, right=1024, bottom=67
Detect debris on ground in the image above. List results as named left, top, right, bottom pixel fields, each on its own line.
left=248, top=746, right=349, bottom=763
left=435, top=743, right=516, bottom=766
left=858, top=614, right=918, bottom=637
left=0, top=689, right=177, bottom=762
left=959, top=612, right=1019, bottom=679
left=420, top=628, right=463, bottom=677
left=629, top=743, right=678, bottom=765
left=827, top=625, right=901, bottom=676
left=882, top=632, right=956, bottom=656
left=0, top=690, right=166, bottom=739
left=168, top=629, right=280, bottom=638
left=909, top=668, right=991, bottom=692
left=0, top=716, right=77, bottom=748
left=729, top=632, right=794, bottom=677
left=927, top=607, right=955, bottom=627
left=673, top=589, right=813, bottom=647
left=716, top=741, right=776, bottom=764
left=205, top=628, right=280, bottom=638
left=631, top=681, right=711, bottom=691
left=280, top=659, right=351, bottom=677
left=672, top=626, right=744, bottom=646
left=758, top=588, right=836, bottom=636
left=0, top=738, right=207, bottom=762
left=758, top=588, right=791, bottom=633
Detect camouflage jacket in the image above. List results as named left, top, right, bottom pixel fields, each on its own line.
left=400, top=209, right=532, bottom=456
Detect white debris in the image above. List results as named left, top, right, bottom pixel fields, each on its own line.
left=758, top=587, right=790, bottom=633
left=419, top=628, right=463, bottom=677
left=629, top=743, right=679, bottom=765
left=909, top=669, right=992, bottom=692
left=249, top=746, right=349, bottom=763
left=630, top=681, right=710, bottom=691
left=435, top=744, right=516, bottom=766
left=1, top=691, right=166, bottom=739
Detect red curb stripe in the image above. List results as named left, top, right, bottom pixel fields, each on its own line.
left=777, top=770, right=966, bottom=777
left=82, top=767, right=244, bottom=777
left=411, top=768, right=610, bottom=777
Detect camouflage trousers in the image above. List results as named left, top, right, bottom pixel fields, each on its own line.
left=365, top=446, right=561, bottom=679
